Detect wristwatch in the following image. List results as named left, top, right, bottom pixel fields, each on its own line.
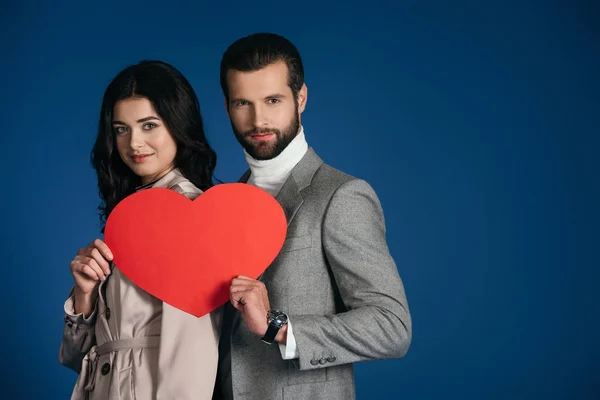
left=261, top=309, right=288, bottom=345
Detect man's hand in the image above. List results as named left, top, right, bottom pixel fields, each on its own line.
left=230, top=275, right=271, bottom=337
left=229, top=275, right=289, bottom=344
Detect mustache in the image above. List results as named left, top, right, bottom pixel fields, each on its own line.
left=243, top=128, right=281, bottom=137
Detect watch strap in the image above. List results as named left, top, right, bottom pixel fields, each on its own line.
left=261, top=323, right=280, bottom=344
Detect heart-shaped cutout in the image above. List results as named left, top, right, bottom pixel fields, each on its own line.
left=104, top=183, right=287, bottom=317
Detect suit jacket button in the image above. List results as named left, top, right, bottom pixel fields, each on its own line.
left=319, top=358, right=327, bottom=365
left=105, top=307, right=111, bottom=320
left=101, top=363, right=111, bottom=375
left=310, top=359, right=319, bottom=365
left=327, top=356, right=336, bottom=363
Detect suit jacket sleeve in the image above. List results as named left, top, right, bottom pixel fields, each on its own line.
left=291, top=179, right=412, bottom=370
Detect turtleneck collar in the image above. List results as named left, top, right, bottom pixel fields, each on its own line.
left=244, top=126, right=308, bottom=196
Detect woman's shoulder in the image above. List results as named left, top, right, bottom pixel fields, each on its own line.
left=168, top=175, right=202, bottom=200
left=153, top=169, right=202, bottom=200
left=170, top=181, right=202, bottom=200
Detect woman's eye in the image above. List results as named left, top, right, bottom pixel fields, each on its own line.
left=114, top=126, right=128, bottom=134
left=143, top=123, right=157, bottom=130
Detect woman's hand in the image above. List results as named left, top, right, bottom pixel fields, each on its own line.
left=69, top=239, right=113, bottom=315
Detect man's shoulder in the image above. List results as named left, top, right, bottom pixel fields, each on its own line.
left=311, top=160, right=361, bottom=190
left=305, top=155, right=382, bottom=205
left=301, top=159, right=375, bottom=206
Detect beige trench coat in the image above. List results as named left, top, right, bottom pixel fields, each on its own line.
left=59, top=169, right=221, bottom=399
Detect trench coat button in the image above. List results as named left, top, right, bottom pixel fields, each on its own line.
left=310, top=359, right=319, bottom=365
left=319, top=358, right=327, bottom=365
left=327, top=356, right=336, bottom=363
left=101, top=363, right=111, bottom=375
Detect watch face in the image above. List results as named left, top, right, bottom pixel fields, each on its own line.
left=269, top=309, right=288, bottom=327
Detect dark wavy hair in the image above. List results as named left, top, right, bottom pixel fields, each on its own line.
left=91, top=60, right=217, bottom=229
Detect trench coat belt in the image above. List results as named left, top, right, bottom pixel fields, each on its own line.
left=81, top=336, right=160, bottom=393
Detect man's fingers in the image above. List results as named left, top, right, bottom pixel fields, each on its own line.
left=231, top=277, right=264, bottom=289
left=234, top=297, right=246, bottom=306
left=230, top=292, right=247, bottom=310
left=231, top=299, right=243, bottom=311
left=230, top=283, right=259, bottom=295
left=235, top=284, right=264, bottom=297
left=232, top=276, right=256, bottom=283
left=230, top=278, right=269, bottom=310
left=230, top=286, right=252, bottom=299
left=230, top=281, right=256, bottom=292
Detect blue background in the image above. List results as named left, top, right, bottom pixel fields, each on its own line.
left=1, top=1, right=598, bottom=398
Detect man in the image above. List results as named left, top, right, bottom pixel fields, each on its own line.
left=216, top=32, right=411, bottom=400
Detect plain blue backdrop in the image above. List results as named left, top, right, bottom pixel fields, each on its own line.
left=1, top=0, right=598, bottom=398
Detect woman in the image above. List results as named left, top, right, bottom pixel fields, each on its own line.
left=59, top=60, right=220, bottom=399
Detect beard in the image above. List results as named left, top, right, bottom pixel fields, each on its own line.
left=232, top=112, right=300, bottom=161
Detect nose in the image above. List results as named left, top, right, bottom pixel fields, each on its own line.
left=251, top=104, right=269, bottom=128
left=129, top=129, right=144, bottom=149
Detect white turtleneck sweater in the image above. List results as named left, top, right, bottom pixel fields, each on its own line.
left=245, top=126, right=309, bottom=197
left=244, top=126, right=308, bottom=360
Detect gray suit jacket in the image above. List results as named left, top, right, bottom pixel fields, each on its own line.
left=216, top=148, right=411, bottom=400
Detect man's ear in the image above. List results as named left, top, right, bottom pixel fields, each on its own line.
left=297, top=83, right=308, bottom=114
left=224, top=97, right=230, bottom=115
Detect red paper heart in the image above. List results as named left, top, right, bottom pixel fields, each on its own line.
left=104, top=183, right=287, bottom=317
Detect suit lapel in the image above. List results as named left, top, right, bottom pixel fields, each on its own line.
left=275, top=175, right=304, bottom=227
left=237, top=149, right=321, bottom=228
left=238, top=169, right=251, bottom=183
left=276, top=147, right=323, bottom=226
left=238, top=166, right=308, bottom=233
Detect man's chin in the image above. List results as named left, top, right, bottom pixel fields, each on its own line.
left=248, top=150, right=277, bottom=161
left=244, top=143, right=278, bottom=160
